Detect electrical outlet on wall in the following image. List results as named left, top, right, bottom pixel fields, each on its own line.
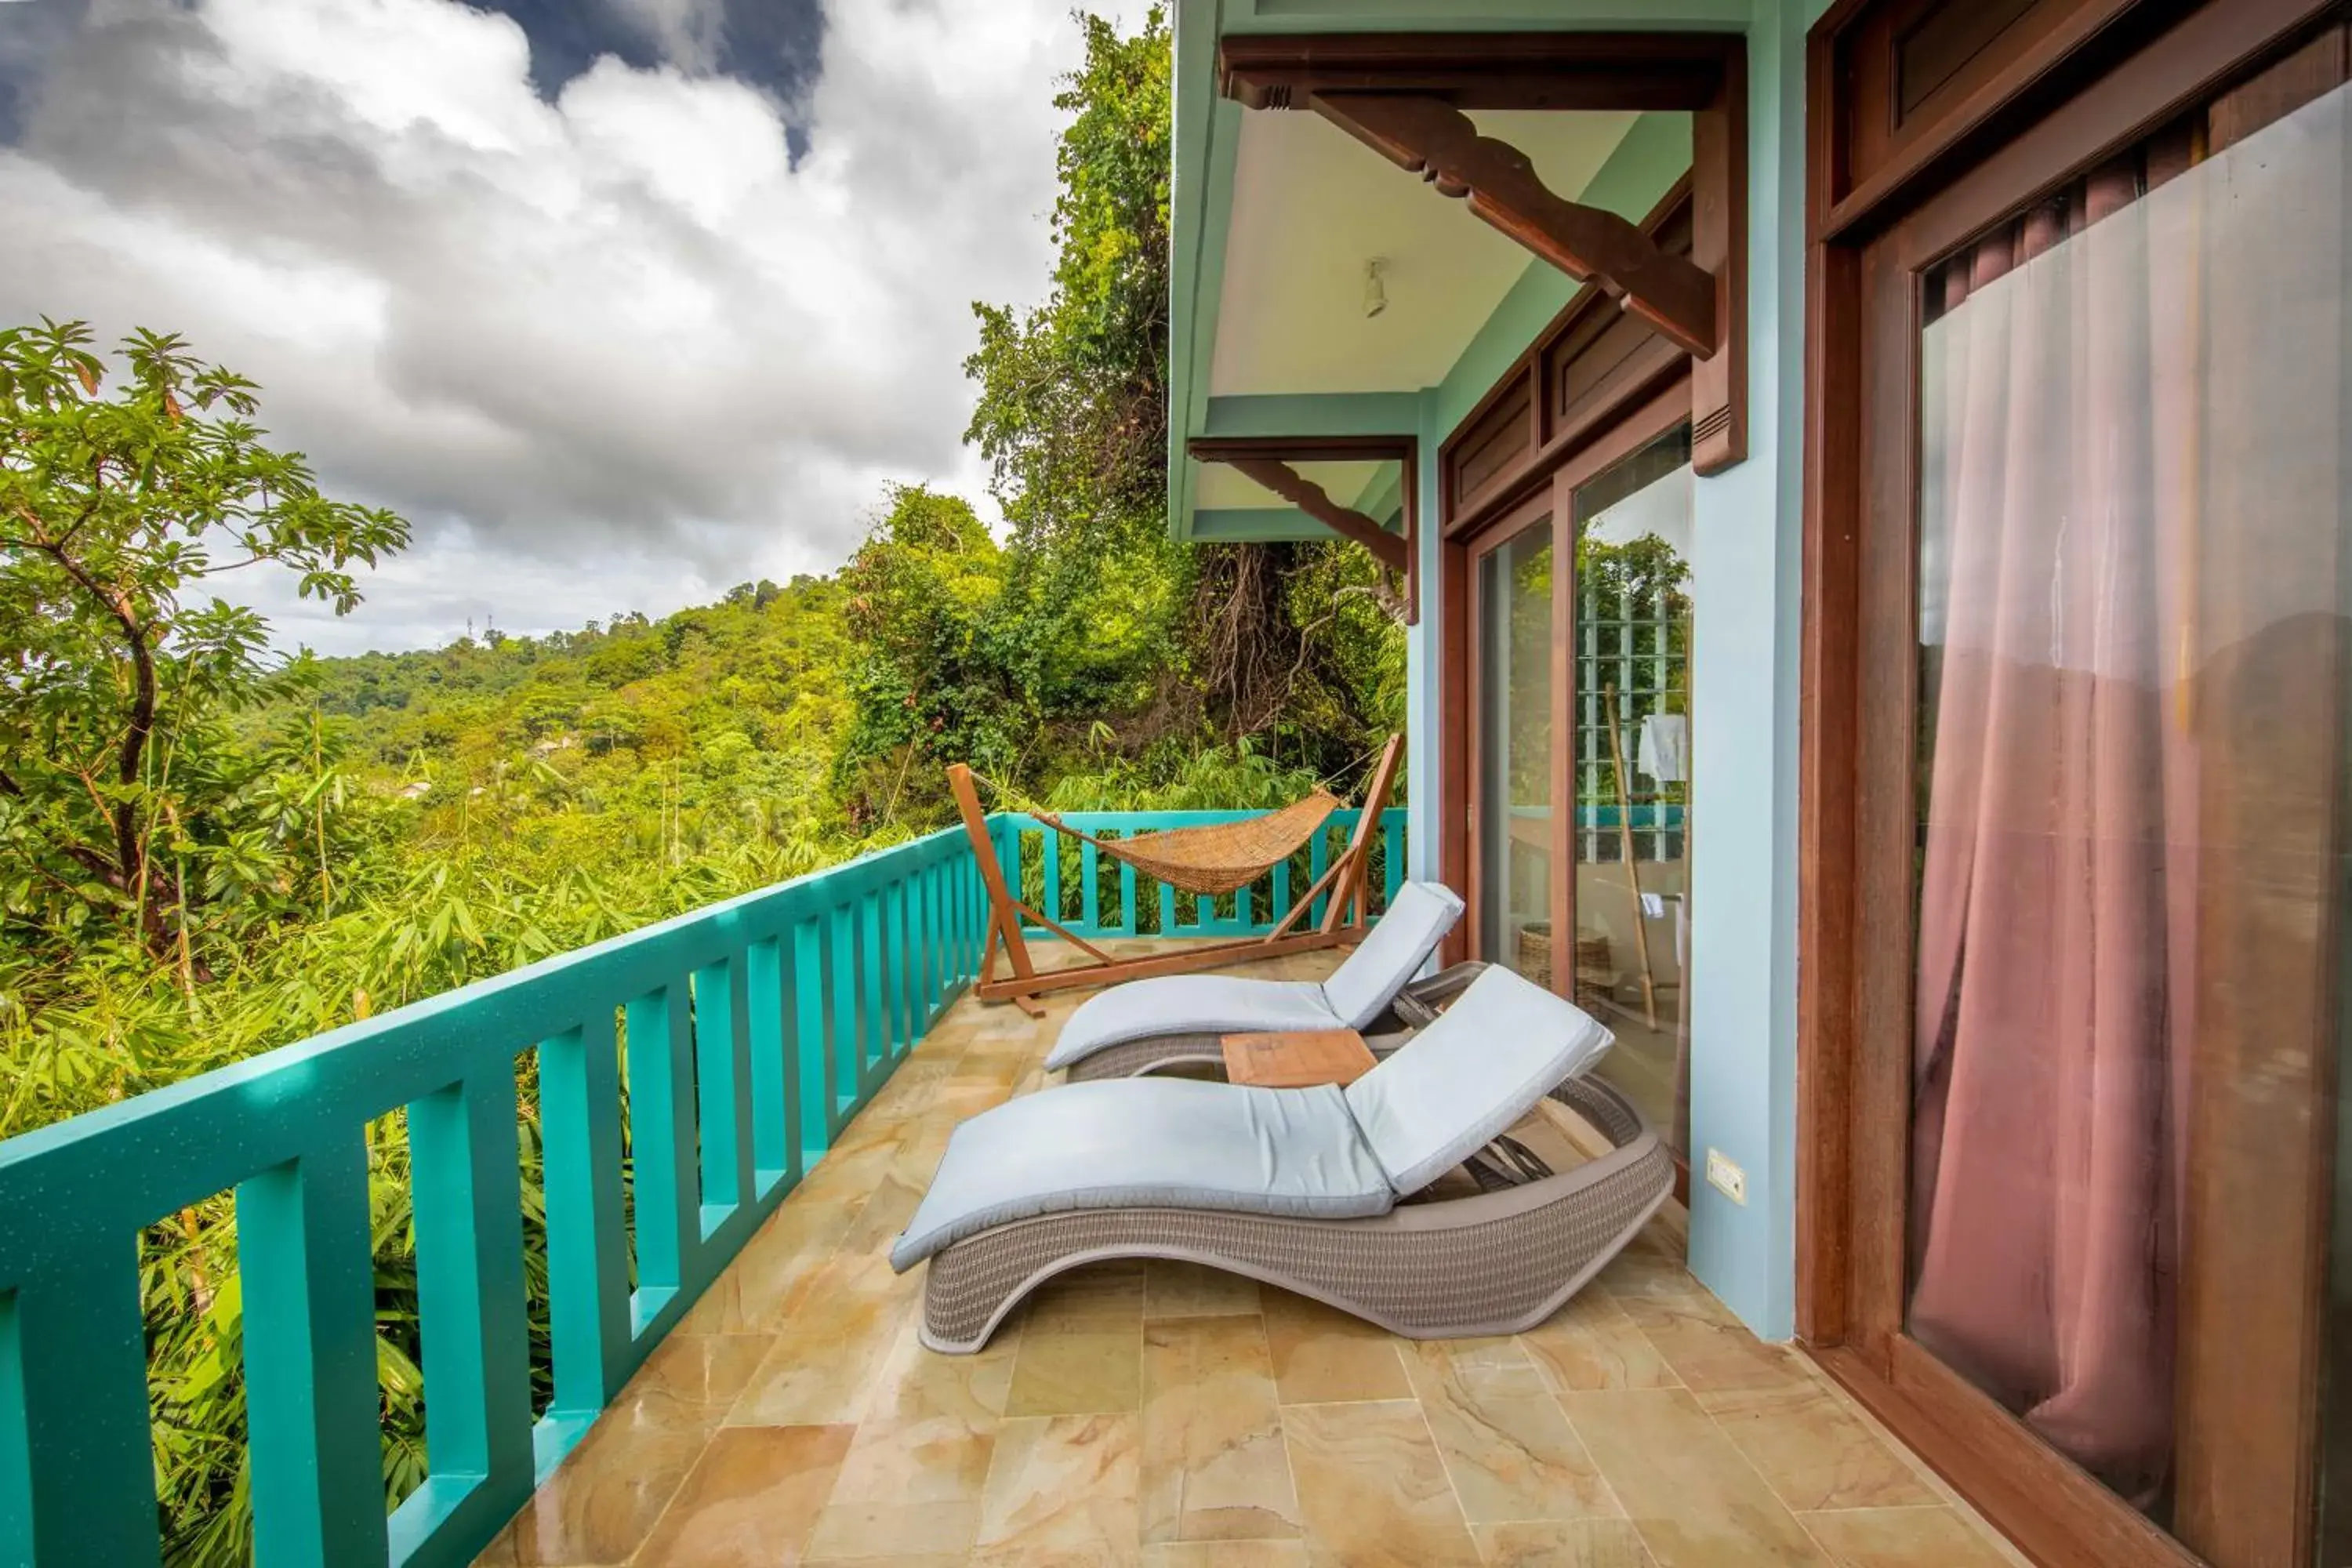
left=1705, top=1148, right=1748, bottom=1206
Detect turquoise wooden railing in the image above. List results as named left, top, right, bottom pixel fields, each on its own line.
left=990, top=806, right=1410, bottom=938
left=0, top=824, right=989, bottom=1568
left=0, top=805, right=1410, bottom=1566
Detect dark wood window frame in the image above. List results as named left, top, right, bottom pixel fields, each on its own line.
left=1798, top=2, right=2348, bottom=1566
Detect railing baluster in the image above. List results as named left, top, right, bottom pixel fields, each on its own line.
left=1384, top=812, right=1405, bottom=907
left=950, top=858, right=968, bottom=983
left=930, top=863, right=947, bottom=1010
left=899, top=873, right=926, bottom=1043
left=746, top=938, right=789, bottom=1196
left=890, top=878, right=916, bottom=1054
left=967, top=861, right=987, bottom=977
left=1159, top=877, right=1178, bottom=935
left=1308, top=826, right=1331, bottom=927
left=691, top=956, right=753, bottom=1225
left=996, top=827, right=1023, bottom=935
left=826, top=902, right=859, bottom=1138
left=625, top=985, right=696, bottom=1321
left=237, top=1138, right=387, bottom=1568
left=858, top=893, right=886, bottom=1088
left=869, top=884, right=897, bottom=1061
left=1271, top=854, right=1291, bottom=934
left=919, top=864, right=943, bottom=1018
left=942, top=859, right=961, bottom=998
left=1042, top=833, right=1062, bottom=930
left=1080, top=841, right=1100, bottom=933
left=395, top=1074, right=533, bottom=1559
left=1119, top=858, right=1138, bottom=936
left=539, top=1014, right=631, bottom=1417
left=791, top=918, right=829, bottom=1171
left=0, top=1247, right=166, bottom=1565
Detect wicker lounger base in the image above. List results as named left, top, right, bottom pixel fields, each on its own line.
left=919, top=1076, right=1669, bottom=1353
left=1061, top=1033, right=1225, bottom=1082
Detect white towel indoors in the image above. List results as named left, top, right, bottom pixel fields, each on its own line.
left=1637, top=712, right=1688, bottom=785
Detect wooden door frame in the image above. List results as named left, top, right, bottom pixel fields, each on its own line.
left=1797, top=2, right=2347, bottom=1564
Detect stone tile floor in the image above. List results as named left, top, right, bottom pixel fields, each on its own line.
left=478, top=946, right=2028, bottom=1568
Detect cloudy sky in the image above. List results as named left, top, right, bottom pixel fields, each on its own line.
left=0, top=0, right=1152, bottom=653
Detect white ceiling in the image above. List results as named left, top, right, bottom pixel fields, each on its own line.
left=1207, top=107, right=1637, bottom=398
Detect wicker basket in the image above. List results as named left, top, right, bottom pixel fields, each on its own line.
left=1515, top=922, right=1613, bottom=1008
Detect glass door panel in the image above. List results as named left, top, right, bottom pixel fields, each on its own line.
left=1569, top=427, right=1693, bottom=1159
left=1476, top=522, right=1556, bottom=985
left=1904, top=77, right=2350, bottom=1555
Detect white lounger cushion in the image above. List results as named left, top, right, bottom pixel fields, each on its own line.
left=1345, top=966, right=1615, bottom=1196
left=1317, top=880, right=1466, bottom=1026
left=888, top=1078, right=1392, bottom=1271
left=1044, top=880, right=1465, bottom=1070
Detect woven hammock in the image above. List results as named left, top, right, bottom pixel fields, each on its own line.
left=1028, top=789, right=1342, bottom=897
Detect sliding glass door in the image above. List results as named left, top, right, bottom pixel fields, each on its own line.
left=1828, top=23, right=2351, bottom=1563
left=1466, top=420, right=1697, bottom=1160
left=1903, top=68, right=2350, bottom=1556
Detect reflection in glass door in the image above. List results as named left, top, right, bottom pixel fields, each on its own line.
left=1571, top=428, right=1693, bottom=1160
left=1476, top=518, right=1557, bottom=991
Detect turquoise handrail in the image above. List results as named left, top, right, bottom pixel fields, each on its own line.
left=0, top=807, right=1409, bottom=1567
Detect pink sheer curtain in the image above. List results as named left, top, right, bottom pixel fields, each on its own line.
left=1906, top=158, right=2197, bottom=1502
left=1907, top=75, right=2350, bottom=1514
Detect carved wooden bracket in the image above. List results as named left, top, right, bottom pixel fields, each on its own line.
left=1188, top=437, right=1418, bottom=622
left=1310, top=93, right=1717, bottom=358
left=1221, top=455, right=1409, bottom=575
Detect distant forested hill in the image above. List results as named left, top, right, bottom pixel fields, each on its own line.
left=285, top=570, right=859, bottom=876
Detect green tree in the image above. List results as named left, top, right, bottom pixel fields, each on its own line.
left=835, top=484, right=1007, bottom=823
left=965, top=8, right=1172, bottom=554
left=960, top=9, right=1401, bottom=781
left=0, top=321, right=408, bottom=963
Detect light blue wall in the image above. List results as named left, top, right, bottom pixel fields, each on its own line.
left=1681, top=0, right=1809, bottom=1342
left=1405, top=394, right=1446, bottom=884
left=1400, top=0, right=1814, bottom=1341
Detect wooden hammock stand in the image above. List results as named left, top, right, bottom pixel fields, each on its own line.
left=949, top=735, right=1405, bottom=1016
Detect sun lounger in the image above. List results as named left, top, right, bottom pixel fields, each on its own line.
left=1045, top=879, right=1468, bottom=1081
left=892, top=965, right=1671, bottom=1352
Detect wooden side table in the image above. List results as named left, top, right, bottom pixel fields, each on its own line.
left=1220, top=1028, right=1377, bottom=1089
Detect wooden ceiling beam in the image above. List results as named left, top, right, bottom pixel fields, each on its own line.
left=1309, top=92, right=1718, bottom=358
left=1217, top=32, right=1730, bottom=111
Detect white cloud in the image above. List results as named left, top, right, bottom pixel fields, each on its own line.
left=0, top=0, right=1156, bottom=653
